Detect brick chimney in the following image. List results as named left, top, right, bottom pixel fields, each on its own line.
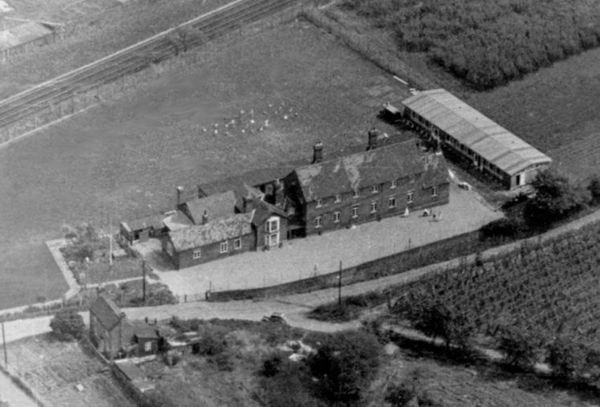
left=367, top=128, right=379, bottom=150
left=176, top=186, right=184, bottom=206
left=312, top=142, right=323, bottom=164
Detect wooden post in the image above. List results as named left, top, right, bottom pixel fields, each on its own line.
left=2, top=322, right=7, bottom=367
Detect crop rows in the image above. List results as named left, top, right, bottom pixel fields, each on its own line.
left=0, top=0, right=299, bottom=139
left=396, top=221, right=600, bottom=350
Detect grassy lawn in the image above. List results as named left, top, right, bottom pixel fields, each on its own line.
left=6, top=334, right=137, bottom=407
left=0, top=19, right=406, bottom=309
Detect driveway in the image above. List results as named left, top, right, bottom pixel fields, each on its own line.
left=154, top=183, right=502, bottom=297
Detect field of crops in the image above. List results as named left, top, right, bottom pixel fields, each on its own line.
left=394, top=220, right=600, bottom=351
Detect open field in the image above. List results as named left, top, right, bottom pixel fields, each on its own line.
left=391, top=220, right=600, bottom=352
left=7, top=0, right=122, bottom=22
left=0, top=0, right=232, bottom=98
left=0, top=20, right=409, bottom=309
left=6, top=334, right=136, bottom=407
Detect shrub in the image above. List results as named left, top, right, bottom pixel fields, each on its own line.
left=195, top=325, right=229, bottom=356
left=547, top=338, right=587, bottom=380
left=480, top=218, right=521, bottom=240
left=50, top=309, right=85, bottom=341
left=497, top=325, right=544, bottom=369
left=308, top=330, right=381, bottom=404
left=588, top=176, right=600, bottom=205
left=261, top=359, right=323, bottom=407
left=385, top=368, right=442, bottom=407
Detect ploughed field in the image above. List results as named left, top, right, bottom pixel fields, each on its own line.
left=393, top=220, right=600, bottom=352
left=0, top=20, right=409, bottom=308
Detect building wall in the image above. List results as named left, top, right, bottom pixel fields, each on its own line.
left=171, top=231, right=256, bottom=269
left=89, top=314, right=125, bottom=359
left=135, top=337, right=159, bottom=356
left=255, top=215, right=288, bottom=249
left=303, top=178, right=449, bottom=236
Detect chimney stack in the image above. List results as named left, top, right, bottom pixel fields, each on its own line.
left=176, top=186, right=184, bottom=206
left=367, top=128, right=379, bottom=150
left=312, top=142, right=323, bottom=164
left=201, top=210, right=208, bottom=225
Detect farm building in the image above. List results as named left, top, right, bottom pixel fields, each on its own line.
left=401, top=89, right=551, bottom=190
left=162, top=198, right=288, bottom=269
left=120, top=214, right=166, bottom=244
left=0, top=21, right=56, bottom=61
left=283, top=132, right=449, bottom=236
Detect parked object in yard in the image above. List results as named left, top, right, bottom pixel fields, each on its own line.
left=262, top=312, right=287, bottom=324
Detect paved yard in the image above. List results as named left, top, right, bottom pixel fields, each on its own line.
left=152, top=182, right=502, bottom=297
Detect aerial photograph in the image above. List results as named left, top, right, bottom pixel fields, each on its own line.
left=1, top=0, right=600, bottom=405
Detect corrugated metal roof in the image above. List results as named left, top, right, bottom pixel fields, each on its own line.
left=169, top=212, right=253, bottom=252
left=402, top=89, right=551, bottom=176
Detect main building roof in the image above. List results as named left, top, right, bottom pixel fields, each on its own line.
left=401, top=89, right=551, bottom=176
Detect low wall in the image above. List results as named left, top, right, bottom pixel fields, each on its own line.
left=207, top=229, right=482, bottom=301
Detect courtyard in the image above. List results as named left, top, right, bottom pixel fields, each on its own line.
left=147, top=183, right=502, bottom=297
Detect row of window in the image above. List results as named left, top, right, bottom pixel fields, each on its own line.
left=315, top=177, right=418, bottom=208
left=192, top=237, right=243, bottom=259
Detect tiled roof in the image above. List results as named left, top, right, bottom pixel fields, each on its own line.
left=401, top=89, right=552, bottom=176
left=169, top=213, right=253, bottom=251
left=181, top=190, right=237, bottom=224
left=250, top=199, right=287, bottom=226
left=131, top=321, right=159, bottom=339
left=122, top=214, right=164, bottom=232
left=294, top=139, right=447, bottom=202
left=90, top=295, right=123, bottom=331
left=199, top=177, right=265, bottom=211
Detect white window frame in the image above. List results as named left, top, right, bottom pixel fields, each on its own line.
left=351, top=206, right=359, bottom=219
left=353, top=189, right=360, bottom=199
left=371, top=185, right=379, bottom=194
left=407, top=191, right=414, bottom=204
left=390, top=179, right=397, bottom=189
left=192, top=248, right=201, bottom=259
left=370, top=201, right=378, bottom=213
left=219, top=241, right=228, bottom=254
left=334, top=194, right=341, bottom=203
left=432, top=186, right=438, bottom=197
left=144, top=341, right=152, bottom=352
left=315, top=216, right=322, bottom=228
left=389, top=196, right=397, bottom=208
left=333, top=211, right=340, bottom=223
left=316, top=199, right=323, bottom=208
left=266, top=216, right=279, bottom=233
left=233, top=237, right=242, bottom=250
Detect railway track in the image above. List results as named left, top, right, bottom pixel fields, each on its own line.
left=0, top=0, right=300, bottom=139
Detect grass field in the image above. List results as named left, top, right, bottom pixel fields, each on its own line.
left=6, top=334, right=136, bottom=407
left=0, top=19, right=408, bottom=309
left=8, top=0, right=122, bottom=22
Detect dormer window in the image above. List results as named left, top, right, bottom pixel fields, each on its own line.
left=390, top=180, right=397, bottom=189
left=371, top=185, right=379, bottom=194
left=334, top=194, right=341, bottom=203
left=316, top=199, right=323, bottom=208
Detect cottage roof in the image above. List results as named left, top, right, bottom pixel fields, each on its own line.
left=250, top=199, right=288, bottom=226
left=90, top=295, right=123, bottom=331
left=169, top=212, right=253, bottom=251
left=293, top=139, right=447, bottom=202
left=401, top=89, right=552, bottom=176
left=198, top=177, right=265, bottom=211
left=180, top=190, right=237, bottom=224
left=131, top=321, right=159, bottom=339
left=115, top=360, right=146, bottom=382
left=122, top=214, right=164, bottom=233
left=162, top=209, right=193, bottom=231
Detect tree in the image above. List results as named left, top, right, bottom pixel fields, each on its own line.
left=547, top=338, right=587, bottom=380
left=497, top=325, right=544, bottom=369
left=308, top=330, right=381, bottom=405
left=524, top=170, right=590, bottom=229
left=50, top=309, right=85, bottom=341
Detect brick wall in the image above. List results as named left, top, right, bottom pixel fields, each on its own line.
left=175, top=232, right=256, bottom=269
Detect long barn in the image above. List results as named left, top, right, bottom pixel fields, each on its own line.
left=401, top=89, right=552, bottom=190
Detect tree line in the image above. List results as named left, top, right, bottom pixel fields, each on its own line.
left=342, top=0, right=600, bottom=89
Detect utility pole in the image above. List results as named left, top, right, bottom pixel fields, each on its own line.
left=338, top=260, right=342, bottom=307
left=108, top=213, right=113, bottom=266
left=2, top=322, right=7, bottom=367
left=142, top=259, right=146, bottom=305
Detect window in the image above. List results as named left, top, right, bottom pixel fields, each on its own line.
left=389, top=196, right=397, bottom=208
left=353, top=189, right=359, bottom=199
left=144, top=341, right=152, bottom=352
left=333, top=211, right=340, bottom=223
left=407, top=191, right=414, bottom=204
left=234, top=237, right=242, bottom=250
left=192, top=248, right=201, bottom=259
left=334, top=194, right=341, bottom=203
left=266, top=217, right=279, bottom=233
left=370, top=201, right=378, bottom=213
left=390, top=180, right=397, bottom=189
left=432, top=186, right=438, bottom=197
left=371, top=185, right=379, bottom=194
left=351, top=206, right=359, bottom=219
left=316, top=199, right=323, bottom=208
left=220, top=241, right=228, bottom=254
left=315, top=216, right=322, bottom=228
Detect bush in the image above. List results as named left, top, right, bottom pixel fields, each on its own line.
left=547, top=338, right=587, bottom=380
left=261, top=359, right=323, bottom=407
left=588, top=176, right=600, bottom=205
left=308, top=330, right=381, bottom=405
left=195, top=325, right=229, bottom=356
left=385, top=368, right=442, bottom=407
left=497, top=325, right=544, bottom=369
left=480, top=218, right=522, bottom=240
left=50, top=309, right=85, bottom=341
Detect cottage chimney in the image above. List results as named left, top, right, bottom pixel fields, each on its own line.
left=367, top=128, right=379, bottom=150
left=176, top=186, right=184, bottom=206
left=312, top=142, right=323, bottom=163
left=201, top=210, right=208, bottom=225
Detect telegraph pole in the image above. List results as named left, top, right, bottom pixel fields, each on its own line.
left=2, top=322, right=7, bottom=367
left=338, top=260, right=342, bottom=307
left=142, top=259, right=146, bottom=305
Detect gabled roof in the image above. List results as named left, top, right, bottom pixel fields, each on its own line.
left=90, top=295, right=123, bottom=331
left=250, top=199, right=288, bottom=226
left=169, top=213, right=253, bottom=252
left=293, top=139, right=447, bottom=202
left=199, top=177, right=265, bottom=211
left=401, top=89, right=552, bottom=176
left=131, top=321, right=159, bottom=339
left=122, top=214, right=164, bottom=232
left=180, top=190, right=237, bottom=224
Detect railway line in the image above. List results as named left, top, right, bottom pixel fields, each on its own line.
left=0, top=0, right=300, bottom=140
